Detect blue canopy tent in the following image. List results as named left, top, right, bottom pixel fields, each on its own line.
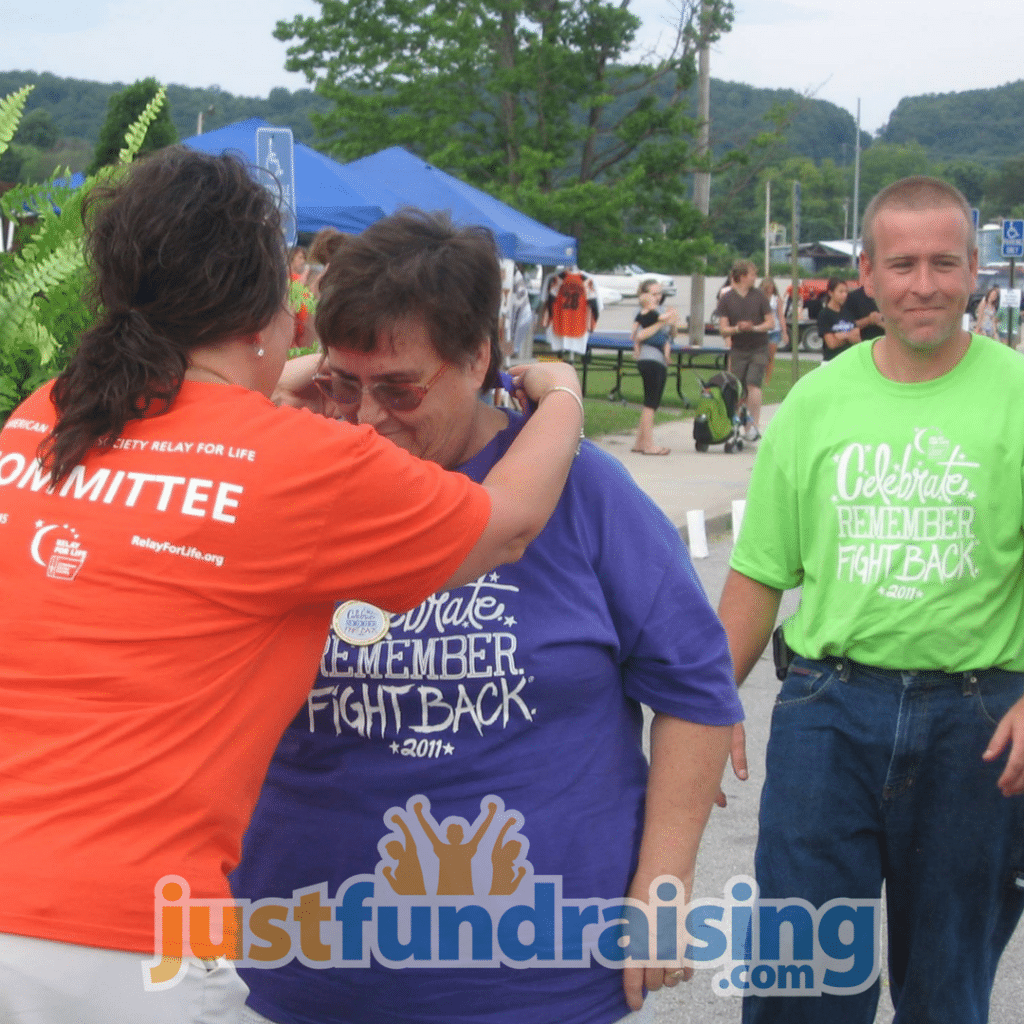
left=339, top=147, right=577, bottom=265
left=182, top=118, right=387, bottom=235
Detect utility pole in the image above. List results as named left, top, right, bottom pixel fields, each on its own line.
left=791, top=181, right=801, bottom=382
left=689, top=0, right=711, bottom=347
left=764, top=179, right=772, bottom=277
left=196, top=106, right=215, bottom=136
left=851, top=99, right=861, bottom=266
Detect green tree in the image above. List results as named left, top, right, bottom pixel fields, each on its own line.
left=88, top=77, right=178, bottom=173
left=983, top=154, right=1024, bottom=220
left=857, top=142, right=934, bottom=205
left=939, top=160, right=988, bottom=206
left=274, top=0, right=733, bottom=268
left=0, top=145, right=25, bottom=183
left=15, top=108, right=59, bottom=149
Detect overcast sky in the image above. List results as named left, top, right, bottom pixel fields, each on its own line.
left=6, top=0, right=1020, bottom=135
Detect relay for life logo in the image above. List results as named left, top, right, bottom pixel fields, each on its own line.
left=144, top=796, right=880, bottom=999
left=31, top=520, right=88, bottom=580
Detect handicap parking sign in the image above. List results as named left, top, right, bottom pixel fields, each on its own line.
left=1002, top=219, right=1024, bottom=259
left=256, top=127, right=297, bottom=248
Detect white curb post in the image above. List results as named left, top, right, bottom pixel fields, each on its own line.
left=686, top=509, right=709, bottom=559
left=731, top=499, right=746, bottom=544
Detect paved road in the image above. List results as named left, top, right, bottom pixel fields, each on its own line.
left=639, top=537, right=1024, bottom=1024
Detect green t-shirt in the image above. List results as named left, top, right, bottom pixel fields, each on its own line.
left=731, top=335, right=1024, bottom=671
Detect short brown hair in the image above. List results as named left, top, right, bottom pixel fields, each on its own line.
left=308, top=227, right=350, bottom=267
left=861, top=176, right=975, bottom=260
left=315, top=210, right=501, bottom=390
left=731, top=259, right=756, bottom=283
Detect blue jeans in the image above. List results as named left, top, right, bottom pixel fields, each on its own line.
left=744, top=657, right=1024, bottom=1024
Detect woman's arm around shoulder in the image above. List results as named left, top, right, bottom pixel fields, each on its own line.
left=442, top=361, right=585, bottom=588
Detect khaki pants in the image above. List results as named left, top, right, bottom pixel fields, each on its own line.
left=0, top=932, right=249, bottom=1024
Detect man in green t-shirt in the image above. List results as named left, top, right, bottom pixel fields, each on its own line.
left=719, top=177, right=1024, bottom=1024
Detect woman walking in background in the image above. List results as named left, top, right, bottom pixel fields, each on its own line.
left=975, top=285, right=1001, bottom=341
left=759, top=276, right=786, bottom=384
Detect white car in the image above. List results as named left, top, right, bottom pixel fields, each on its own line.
left=586, top=265, right=676, bottom=300
left=524, top=267, right=621, bottom=308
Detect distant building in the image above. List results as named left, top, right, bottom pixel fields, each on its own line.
left=769, top=240, right=855, bottom=274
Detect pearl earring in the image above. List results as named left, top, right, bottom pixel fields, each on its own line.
left=256, top=347, right=265, bottom=357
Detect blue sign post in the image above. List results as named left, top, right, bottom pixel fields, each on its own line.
left=1001, top=220, right=1022, bottom=346
left=256, top=127, right=297, bottom=249
left=1001, top=219, right=1024, bottom=260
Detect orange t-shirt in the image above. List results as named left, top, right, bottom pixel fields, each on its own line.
left=551, top=272, right=593, bottom=339
left=0, top=381, right=489, bottom=954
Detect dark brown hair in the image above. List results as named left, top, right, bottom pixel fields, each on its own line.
left=39, top=147, right=287, bottom=485
left=315, top=209, right=501, bottom=390
left=730, top=258, right=756, bottom=283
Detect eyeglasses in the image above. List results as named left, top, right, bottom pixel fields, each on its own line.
left=312, top=360, right=449, bottom=413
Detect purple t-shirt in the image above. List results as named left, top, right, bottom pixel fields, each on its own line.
left=232, top=412, right=741, bottom=1024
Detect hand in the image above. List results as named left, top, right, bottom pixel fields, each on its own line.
left=869, top=310, right=884, bottom=326
left=509, top=361, right=581, bottom=407
left=622, top=963, right=691, bottom=1012
left=273, top=353, right=333, bottom=415
left=621, top=863, right=697, bottom=1009
left=983, top=694, right=1024, bottom=796
left=737, top=320, right=753, bottom=332
left=731, top=721, right=748, bottom=780
left=714, top=722, right=749, bottom=807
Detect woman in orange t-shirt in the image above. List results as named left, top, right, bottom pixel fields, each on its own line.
left=0, top=148, right=584, bottom=1024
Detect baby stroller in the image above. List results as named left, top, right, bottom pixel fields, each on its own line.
left=692, top=370, right=748, bottom=453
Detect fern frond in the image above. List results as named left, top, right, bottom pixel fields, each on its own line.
left=1, top=238, right=83, bottom=304
left=0, top=85, right=33, bottom=157
left=0, top=315, right=62, bottom=368
left=1, top=176, right=76, bottom=220
left=0, top=240, right=85, bottom=367
left=118, top=86, right=168, bottom=165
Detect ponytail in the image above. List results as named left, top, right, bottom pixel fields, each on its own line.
left=39, top=309, right=187, bottom=483
left=38, top=148, right=287, bottom=487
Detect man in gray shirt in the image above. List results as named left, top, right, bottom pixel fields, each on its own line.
left=716, top=259, right=773, bottom=441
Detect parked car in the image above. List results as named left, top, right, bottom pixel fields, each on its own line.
left=523, top=265, right=621, bottom=308
left=587, top=264, right=676, bottom=299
